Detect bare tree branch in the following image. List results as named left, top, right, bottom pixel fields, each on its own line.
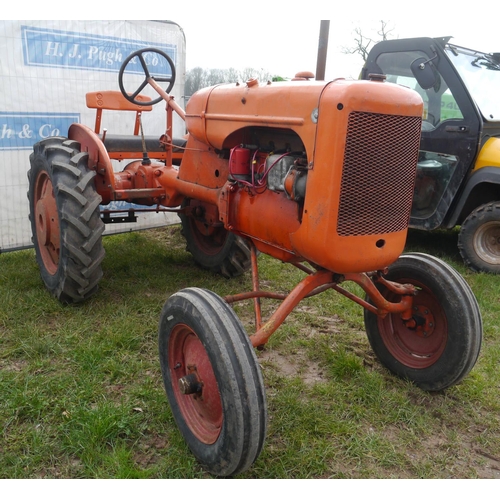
left=341, top=21, right=396, bottom=62
left=377, top=20, right=395, bottom=41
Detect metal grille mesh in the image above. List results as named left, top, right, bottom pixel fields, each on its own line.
left=337, top=111, right=422, bottom=237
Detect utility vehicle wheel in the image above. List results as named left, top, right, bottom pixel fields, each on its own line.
left=158, top=288, right=267, bottom=476
left=179, top=202, right=252, bottom=278
left=458, top=202, right=500, bottom=273
left=28, top=137, right=105, bottom=303
left=364, top=253, right=482, bottom=391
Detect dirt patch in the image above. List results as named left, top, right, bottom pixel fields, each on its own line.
left=134, top=435, right=170, bottom=468
left=258, top=348, right=328, bottom=386
left=474, top=448, right=500, bottom=479
left=0, top=359, right=28, bottom=372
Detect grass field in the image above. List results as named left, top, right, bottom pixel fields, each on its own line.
left=1, top=225, right=499, bottom=479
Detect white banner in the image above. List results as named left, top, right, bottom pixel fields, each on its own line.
left=0, top=20, right=185, bottom=252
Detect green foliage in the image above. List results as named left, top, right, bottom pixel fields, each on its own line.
left=0, top=225, right=499, bottom=478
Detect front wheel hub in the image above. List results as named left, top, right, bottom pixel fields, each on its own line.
left=178, top=371, right=203, bottom=395
left=34, top=171, right=60, bottom=274
left=404, top=305, right=436, bottom=338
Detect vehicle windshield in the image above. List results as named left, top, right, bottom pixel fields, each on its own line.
left=445, top=44, right=500, bottom=121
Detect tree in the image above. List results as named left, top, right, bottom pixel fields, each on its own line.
left=341, top=20, right=395, bottom=62
left=184, top=67, right=206, bottom=98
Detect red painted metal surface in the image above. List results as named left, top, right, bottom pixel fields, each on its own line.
left=223, top=247, right=417, bottom=347
left=33, top=171, right=60, bottom=275
left=168, top=323, right=223, bottom=444
left=374, top=279, right=447, bottom=369
left=249, top=270, right=334, bottom=347
left=250, top=243, right=263, bottom=330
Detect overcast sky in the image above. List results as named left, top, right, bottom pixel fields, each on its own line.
left=14, top=0, right=500, bottom=81
left=172, top=3, right=499, bottom=80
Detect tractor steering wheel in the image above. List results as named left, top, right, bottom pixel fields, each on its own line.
left=118, top=48, right=176, bottom=106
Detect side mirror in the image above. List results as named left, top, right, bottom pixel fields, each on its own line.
left=411, top=57, right=438, bottom=90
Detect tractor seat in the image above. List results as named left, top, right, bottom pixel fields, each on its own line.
left=86, top=90, right=186, bottom=160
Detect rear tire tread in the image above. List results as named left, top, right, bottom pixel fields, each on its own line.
left=458, top=202, right=500, bottom=273
left=28, top=136, right=105, bottom=303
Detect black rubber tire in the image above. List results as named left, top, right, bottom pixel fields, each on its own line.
left=458, top=202, right=500, bottom=273
left=158, top=287, right=267, bottom=476
left=28, top=137, right=105, bottom=303
left=179, top=202, right=252, bottom=278
left=364, top=253, right=482, bottom=391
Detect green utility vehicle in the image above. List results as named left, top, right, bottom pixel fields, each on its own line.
left=362, top=37, right=500, bottom=273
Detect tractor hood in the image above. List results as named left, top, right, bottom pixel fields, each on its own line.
left=184, top=78, right=327, bottom=150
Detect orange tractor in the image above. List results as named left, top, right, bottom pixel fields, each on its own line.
left=28, top=49, right=482, bottom=476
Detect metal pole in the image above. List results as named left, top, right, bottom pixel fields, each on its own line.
left=315, top=20, right=330, bottom=81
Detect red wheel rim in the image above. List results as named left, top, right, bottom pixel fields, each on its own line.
left=190, top=218, right=227, bottom=256
left=377, top=280, right=447, bottom=369
left=168, top=324, right=223, bottom=444
left=34, top=171, right=60, bottom=275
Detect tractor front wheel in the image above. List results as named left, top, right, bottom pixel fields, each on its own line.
left=158, top=287, right=267, bottom=476
left=364, top=253, right=482, bottom=391
left=458, top=202, right=500, bottom=273
left=28, top=137, right=105, bottom=303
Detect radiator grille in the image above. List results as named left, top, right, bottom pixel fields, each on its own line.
left=337, top=111, right=421, bottom=237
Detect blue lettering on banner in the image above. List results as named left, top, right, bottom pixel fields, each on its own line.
left=0, top=112, right=80, bottom=150
left=21, top=26, right=176, bottom=75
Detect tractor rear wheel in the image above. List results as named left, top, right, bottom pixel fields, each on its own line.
left=159, top=287, right=267, bottom=476
left=28, top=137, right=105, bottom=303
left=179, top=201, right=251, bottom=278
left=458, top=202, right=500, bottom=273
left=364, top=253, right=482, bottom=391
